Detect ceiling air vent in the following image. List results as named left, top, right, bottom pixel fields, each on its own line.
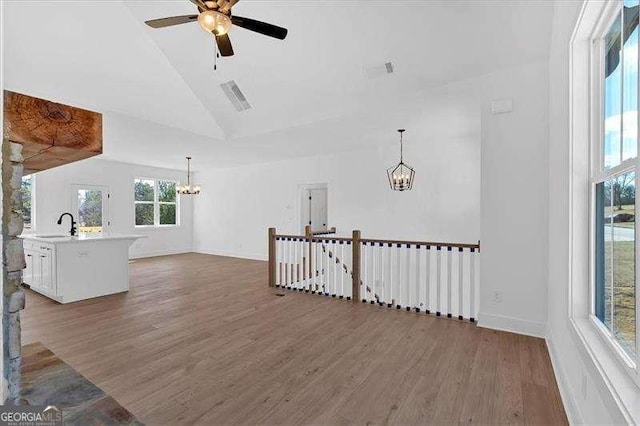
left=364, top=61, right=395, bottom=80
left=221, top=80, right=252, bottom=112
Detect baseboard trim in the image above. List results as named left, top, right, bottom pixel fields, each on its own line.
left=546, top=330, right=583, bottom=425
left=194, top=247, right=267, bottom=262
left=477, top=312, right=546, bottom=338
left=130, top=248, right=192, bottom=259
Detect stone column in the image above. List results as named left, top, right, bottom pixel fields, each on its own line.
left=2, top=140, right=25, bottom=404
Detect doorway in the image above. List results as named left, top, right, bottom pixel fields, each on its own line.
left=299, top=184, right=328, bottom=234
left=71, top=185, right=110, bottom=233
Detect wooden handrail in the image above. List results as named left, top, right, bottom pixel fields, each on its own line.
left=360, top=238, right=480, bottom=251
left=269, top=227, right=480, bottom=319
left=274, top=233, right=480, bottom=251
left=274, top=234, right=354, bottom=243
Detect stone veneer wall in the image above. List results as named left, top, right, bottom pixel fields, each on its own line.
left=2, top=140, right=25, bottom=404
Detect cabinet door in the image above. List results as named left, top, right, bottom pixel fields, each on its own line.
left=39, top=252, right=54, bottom=293
left=32, top=252, right=42, bottom=290
left=23, top=250, right=34, bottom=285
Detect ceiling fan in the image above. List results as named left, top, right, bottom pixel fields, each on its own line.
left=144, top=0, right=288, bottom=58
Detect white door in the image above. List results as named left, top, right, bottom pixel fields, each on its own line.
left=71, top=185, right=110, bottom=233
left=308, top=188, right=328, bottom=233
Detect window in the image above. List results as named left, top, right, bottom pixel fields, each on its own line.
left=73, top=185, right=109, bottom=233
left=134, top=178, right=178, bottom=227
left=592, top=0, right=639, bottom=367
left=21, top=175, right=34, bottom=231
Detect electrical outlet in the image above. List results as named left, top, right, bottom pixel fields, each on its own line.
left=493, top=291, right=503, bottom=303
left=78, top=251, right=89, bottom=258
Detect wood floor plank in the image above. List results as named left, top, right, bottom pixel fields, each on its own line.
left=21, top=253, right=568, bottom=425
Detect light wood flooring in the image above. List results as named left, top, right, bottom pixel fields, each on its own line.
left=22, top=253, right=567, bottom=425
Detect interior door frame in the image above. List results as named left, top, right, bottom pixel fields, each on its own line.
left=70, top=184, right=111, bottom=233
left=297, top=183, right=328, bottom=234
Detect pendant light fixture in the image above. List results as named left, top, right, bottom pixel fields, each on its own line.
left=177, top=156, right=201, bottom=195
left=387, top=129, right=415, bottom=191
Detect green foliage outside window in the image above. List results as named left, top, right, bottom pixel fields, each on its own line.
left=21, top=176, right=32, bottom=229
left=134, top=179, right=178, bottom=226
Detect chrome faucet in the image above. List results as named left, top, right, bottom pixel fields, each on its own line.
left=57, top=213, right=77, bottom=236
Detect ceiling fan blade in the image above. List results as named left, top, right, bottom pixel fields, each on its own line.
left=231, top=15, right=288, bottom=40
left=220, top=0, right=239, bottom=13
left=216, top=33, right=234, bottom=57
left=145, top=15, right=199, bottom=29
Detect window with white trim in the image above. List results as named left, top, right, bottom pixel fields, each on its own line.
left=134, top=178, right=179, bottom=227
left=592, top=0, right=639, bottom=367
left=21, top=175, right=35, bottom=231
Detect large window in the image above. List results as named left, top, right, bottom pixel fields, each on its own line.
left=134, top=178, right=178, bottom=227
left=21, top=175, right=34, bottom=231
left=592, top=0, right=639, bottom=366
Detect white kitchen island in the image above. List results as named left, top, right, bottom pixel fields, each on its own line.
left=20, top=233, right=144, bottom=304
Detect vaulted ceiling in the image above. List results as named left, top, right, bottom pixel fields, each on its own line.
left=2, top=0, right=554, bottom=169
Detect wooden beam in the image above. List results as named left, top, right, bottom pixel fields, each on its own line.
left=3, top=91, right=102, bottom=174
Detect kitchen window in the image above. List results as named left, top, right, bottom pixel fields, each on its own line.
left=134, top=178, right=179, bottom=227
left=21, top=174, right=35, bottom=231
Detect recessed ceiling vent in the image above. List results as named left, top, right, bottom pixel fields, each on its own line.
left=221, top=80, right=252, bottom=112
left=364, top=61, right=395, bottom=80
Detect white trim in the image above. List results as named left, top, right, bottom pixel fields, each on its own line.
left=194, top=247, right=267, bottom=262
left=571, top=317, right=640, bottom=424
left=134, top=177, right=180, bottom=228
left=296, top=182, right=329, bottom=234
left=546, top=331, right=584, bottom=425
left=568, top=1, right=640, bottom=422
left=477, top=312, right=546, bottom=338
left=20, top=174, right=36, bottom=234
left=70, top=184, right=111, bottom=233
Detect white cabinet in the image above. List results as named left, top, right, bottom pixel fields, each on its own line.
left=24, top=250, right=34, bottom=286
left=38, top=249, right=55, bottom=293
left=20, top=234, right=142, bottom=304
left=23, top=241, right=57, bottom=299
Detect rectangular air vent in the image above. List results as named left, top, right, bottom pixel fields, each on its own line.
left=364, top=61, right=395, bottom=80
left=220, top=80, right=252, bottom=112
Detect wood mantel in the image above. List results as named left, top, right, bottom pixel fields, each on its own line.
left=3, top=91, right=102, bottom=174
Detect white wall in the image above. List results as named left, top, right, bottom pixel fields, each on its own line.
left=30, top=157, right=193, bottom=259
left=546, top=0, right=629, bottom=423
left=193, top=88, right=481, bottom=260
left=477, top=60, right=550, bottom=337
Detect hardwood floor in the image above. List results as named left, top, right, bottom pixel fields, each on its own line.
left=22, top=253, right=567, bottom=425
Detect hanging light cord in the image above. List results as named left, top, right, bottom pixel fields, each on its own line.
left=398, top=129, right=405, bottom=164
left=186, top=157, right=191, bottom=187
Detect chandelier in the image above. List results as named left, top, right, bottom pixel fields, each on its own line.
left=177, top=157, right=201, bottom=195
left=386, top=129, right=415, bottom=191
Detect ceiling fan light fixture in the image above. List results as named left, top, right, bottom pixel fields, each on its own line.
left=198, top=10, right=232, bottom=35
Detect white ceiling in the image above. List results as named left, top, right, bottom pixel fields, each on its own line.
left=2, top=0, right=553, bottom=170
